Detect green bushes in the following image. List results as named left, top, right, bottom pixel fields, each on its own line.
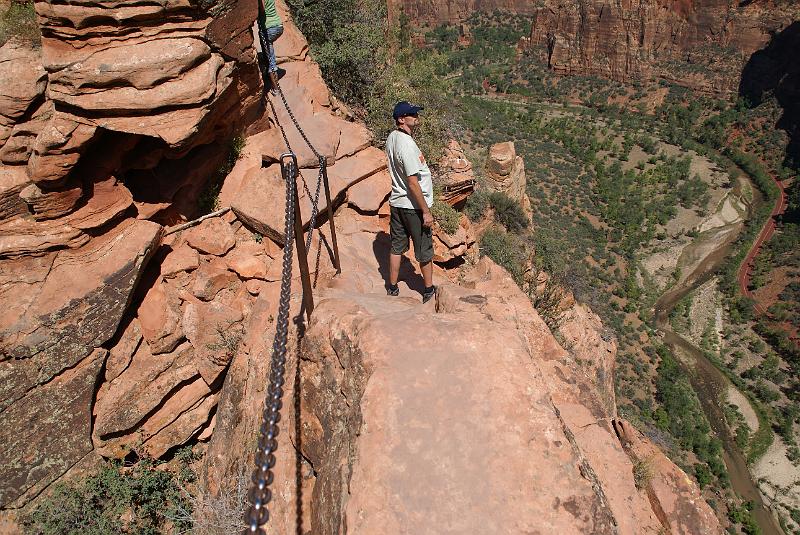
left=22, top=453, right=195, bottom=535
left=489, top=191, right=528, bottom=232
left=289, top=0, right=453, bottom=164
left=479, top=225, right=527, bottom=283
left=0, top=1, right=40, bottom=47
left=464, top=189, right=528, bottom=232
left=431, top=199, right=461, bottom=234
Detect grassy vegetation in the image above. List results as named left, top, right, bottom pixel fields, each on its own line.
left=0, top=1, right=40, bottom=47
left=22, top=449, right=196, bottom=535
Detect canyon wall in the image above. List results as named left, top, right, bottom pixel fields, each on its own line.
left=392, top=0, right=799, bottom=93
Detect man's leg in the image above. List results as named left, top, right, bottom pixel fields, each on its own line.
left=420, top=260, right=432, bottom=288
left=389, top=253, right=402, bottom=286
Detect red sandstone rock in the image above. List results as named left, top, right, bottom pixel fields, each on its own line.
left=66, top=179, right=133, bottom=230
left=183, top=300, right=244, bottom=386
left=19, top=180, right=83, bottom=220
left=0, top=41, right=46, bottom=124
left=191, top=260, right=240, bottom=301
left=105, top=319, right=143, bottom=383
left=27, top=114, right=97, bottom=187
left=138, top=281, right=185, bottom=355
left=162, top=244, right=200, bottom=277
left=185, top=217, right=236, bottom=256
left=0, top=166, right=30, bottom=220
left=0, top=349, right=104, bottom=508
left=0, top=217, right=88, bottom=258
left=225, top=243, right=268, bottom=279
left=347, top=169, right=389, bottom=213
left=93, top=341, right=200, bottom=456
left=432, top=213, right=475, bottom=262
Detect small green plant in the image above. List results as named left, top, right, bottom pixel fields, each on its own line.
left=479, top=225, right=526, bottom=282
left=489, top=191, right=528, bottom=232
left=431, top=199, right=461, bottom=234
left=22, top=456, right=194, bottom=535
left=464, top=189, right=490, bottom=222
left=0, top=1, right=40, bottom=47
left=633, top=456, right=655, bottom=490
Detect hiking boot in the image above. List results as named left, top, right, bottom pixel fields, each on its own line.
left=422, top=285, right=436, bottom=304
left=386, top=284, right=399, bottom=297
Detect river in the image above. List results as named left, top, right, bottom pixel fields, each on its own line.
left=651, top=176, right=783, bottom=534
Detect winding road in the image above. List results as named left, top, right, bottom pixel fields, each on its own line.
left=737, top=166, right=788, bottom=314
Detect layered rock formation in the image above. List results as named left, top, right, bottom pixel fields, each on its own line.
left=0, top=0, right=264, bottom=508
left=391, top=0, right=799, bottom=93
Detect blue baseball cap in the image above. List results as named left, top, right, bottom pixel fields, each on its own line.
left=393, top=101, right=424, bottom=120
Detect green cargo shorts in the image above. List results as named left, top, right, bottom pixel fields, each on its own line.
left=390, top=206, right=433, bottom=263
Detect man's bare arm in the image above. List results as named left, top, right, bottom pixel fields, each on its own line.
left=407, top=174, right=433, bottom=227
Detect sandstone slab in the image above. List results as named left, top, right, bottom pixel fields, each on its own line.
left=162, top=243, right=200, bottom=277
left=0, top=219, right=161, bottom=411
left=138, top=281, right=185, bottom=355
left=0, top=349, right=104, bottom=508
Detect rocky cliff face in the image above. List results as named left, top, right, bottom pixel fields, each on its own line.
left=1, top=1, right=723, bottom=532
left=392, top=0, right=799, bottom=93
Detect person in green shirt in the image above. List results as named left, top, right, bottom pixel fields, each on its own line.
left=258, top=0, right=283, bottom=93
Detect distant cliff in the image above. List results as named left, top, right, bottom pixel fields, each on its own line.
left=391, top=0, right=799, bottom=93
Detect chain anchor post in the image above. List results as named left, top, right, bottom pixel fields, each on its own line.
left=319, top=156, right=342, bottom=274
left=281, top=153, right=314, bottom=321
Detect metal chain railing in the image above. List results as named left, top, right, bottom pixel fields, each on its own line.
left=243, top=15, right=341, bottom=533
left=244, top=154, right=297, bottom=535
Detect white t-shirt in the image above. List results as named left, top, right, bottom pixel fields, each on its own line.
left=386, top=130, right=433, bottom=209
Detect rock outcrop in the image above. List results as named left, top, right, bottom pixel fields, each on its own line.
left=484, top=140, right=533, bottom=218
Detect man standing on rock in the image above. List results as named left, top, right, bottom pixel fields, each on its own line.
left=385, top=101, right=436, bottom=303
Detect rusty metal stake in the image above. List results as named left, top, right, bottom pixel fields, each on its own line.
left=321, top=162, right=342, bottom=274
left=281, top=153, right=314, bottom=321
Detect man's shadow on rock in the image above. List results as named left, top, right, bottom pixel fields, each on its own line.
left=372, top=231, right=426, bottom=295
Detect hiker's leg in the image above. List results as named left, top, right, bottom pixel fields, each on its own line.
left=266, top=25, right=284, bottom=86
left=389, top=254, right=402, bottom=286
left=420, top=260, right=433, bottom=288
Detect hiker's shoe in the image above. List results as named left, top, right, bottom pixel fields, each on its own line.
left=386, top=284, right=399, bottom=296
left=422, top=285, right=436, bottom=304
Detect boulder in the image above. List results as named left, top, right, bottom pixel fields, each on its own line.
left=191, top=261, right=240, bottom=301
left=347, top=169, right=389, bottom=213
left=183, top=300, right=244, bottom=386
left=225, top=243, right=268, bottom=279
left=137, top=281, right=185, bottom=355
left=162, top=244, right=200, bottom=277
left=185, top=217, right=236, bottom=256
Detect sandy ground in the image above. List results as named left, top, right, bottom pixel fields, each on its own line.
left=754, top=436, right=800, bottom=531
left=686, top=278, right=724, bottom=347
left=726, top=385, right=760, bottom=433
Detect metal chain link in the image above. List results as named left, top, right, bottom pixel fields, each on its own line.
left=243, top=21, right=333, bottom=534
left=244, top=155, right=297, bottom=535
